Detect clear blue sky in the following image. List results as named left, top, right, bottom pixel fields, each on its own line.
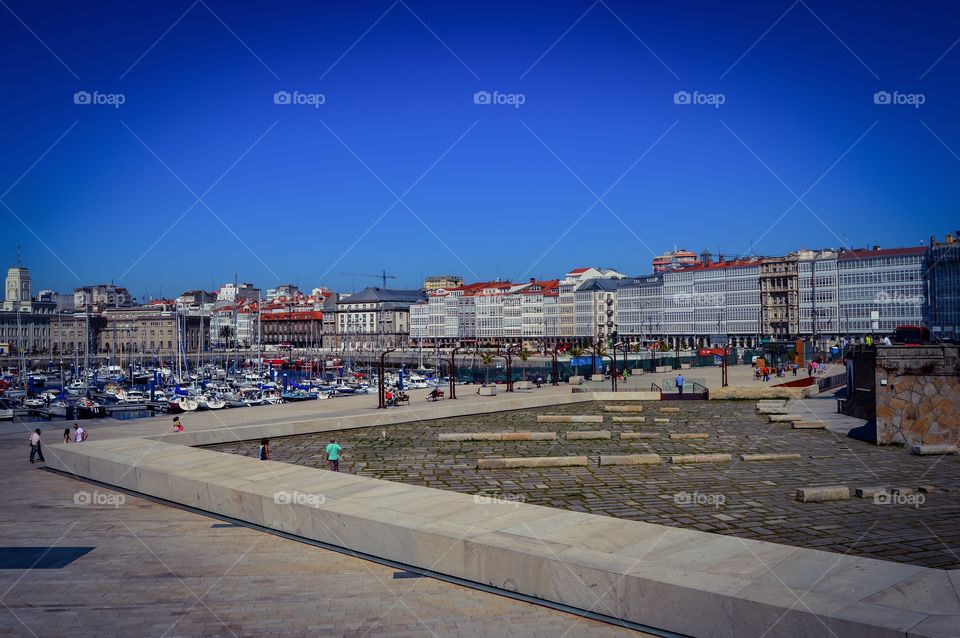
left=2, top=0, right=959, bottom=298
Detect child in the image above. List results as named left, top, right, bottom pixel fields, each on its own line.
left=258, top=438, right=270, bottom=460
left=172, top=416, right=184, bottom=432
left=324, top=438, right=342, bottom=472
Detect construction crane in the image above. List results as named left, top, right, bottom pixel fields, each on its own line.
left=341, top=270, right=399, bottom=289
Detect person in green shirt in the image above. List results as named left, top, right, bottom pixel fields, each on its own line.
left=324, top=439, right=343, bottom=472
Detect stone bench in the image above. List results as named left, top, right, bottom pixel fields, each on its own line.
left=478, top=386, right=497, bottom=396
left=477, top=456, right=589, bottom=469
left=768, top=414, right=804, bottom=423
left=910, top=444, right=958, bottom=456
left=603, top=405, right=644, bottom=413
left=740, top=453, right=802, bottom=462
left=669, top=433, right=709, bottom=440
left=536, top=415, right=603, bottom=423
left=514, top=380, right=534, bottom=390
left=792, top=421, right=826, bottom=430
left=567, top=376, right=584, bottom=385
left=439, top=432, right=557, bottom=442
left=611, top=416, right=645, bottom=423
left=669, top=453, right=732, bottom=464
left=565, top=430, right=611, bottom=440
left=620, top=432, right=661, bottom=439
left=659, top=407, right=681, bottom=413
left=599, top=454, right=661, bottom=466
left=796, top=486, right=849, bottom=502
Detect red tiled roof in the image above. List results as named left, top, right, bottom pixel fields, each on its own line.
left=838, top=246, right=926, bottom=260
left=672, top=258, right=762, bottom=273
left=568, top=267, right=590, bottom=274
left=261, top=311, right=323, bottom=321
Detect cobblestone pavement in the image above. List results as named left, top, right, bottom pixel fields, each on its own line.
left=0, top=436, right=649, bottom=638
left=209, top=400, right=960, bottom=569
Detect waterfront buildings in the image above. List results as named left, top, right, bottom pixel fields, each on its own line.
left=0, top=265, right=56, bottom=354
left=652, top=249, right=699, bottom=273
left=336, top=287, right=425, bottom=351
left=927, top=232, right=960, bottom=339
left=760, top=253, right=799, bottom=338
left=424, top=275, right=463, bottom=291
left=73, top=284, right=134, bottom=310
left=837, top=246, right=926, bottom=335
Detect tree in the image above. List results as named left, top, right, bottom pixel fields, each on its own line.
left=479, top=351, right=494, bottom=384
left=219, top=326, right=235, bottom=348
left=567, top=345, right=585, bottom=377
left=517, top=347, right=531, bottom=380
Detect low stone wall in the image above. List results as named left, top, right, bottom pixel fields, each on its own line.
left=875, top=345, right=960, bottom=446
left=709, top=386, right=811, bottom=400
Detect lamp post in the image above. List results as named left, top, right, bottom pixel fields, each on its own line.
left=495, top=342, right=518, bottom=392
left=541, top=341, right=560, bottom=386
left=447, top=340, right=472, bottom=400
left=377, top=347, right=396, bottom=408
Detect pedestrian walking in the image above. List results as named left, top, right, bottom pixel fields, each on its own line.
left=29, top=429, right=45, bottom=464
left=258, top=438, right=270, bottom=460
left=73, top=423, right=87, bottom=443
left=325, top=438, right=342, bottom=472
left=762, top=367, right=770, bottom=382
left=675, top=373, right=685, bottom=396
left=63, top=427, right=71, bottom=444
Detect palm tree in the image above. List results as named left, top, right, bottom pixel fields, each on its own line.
left=517, top=347, right=531, bottom=380
left=479, top=351, right=494, bottom=384
left=567, top=345, right=585, bottom=377
left=218, top=326, right=234, bottom=349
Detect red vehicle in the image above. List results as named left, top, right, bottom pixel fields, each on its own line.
left=891, top=325, right=930, bottom=346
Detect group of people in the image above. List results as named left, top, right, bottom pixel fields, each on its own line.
left=28, top=423, right=88, bottom=463
left=258, top=437, right=343, bottom=471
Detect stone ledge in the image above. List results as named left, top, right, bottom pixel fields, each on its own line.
left=911, top=445, right=958, bottom=456
left=565, top=430, right=611, bottom=440
left=740, top=453, right=802, bottom=462
left=478, top=456, right=589, bottom=469
left=598, top=454, right=661, bottom=466
left=438, top=432, right=558, bottom=442
left=768, top=414, right=804, bottom=423
left=620, top=432, right=661, bottom=440
left=797, top=486, right=850, bottom=502
left=603, top=406, right=644, bottom=413
left=792, top=421, right=827, bottom=430
left=611, top=416, right=646, bottom=423
left=536, top=415, right=603, bottom=423
left=670, top=454, right=732, bottom=464
left=669, top=433, right=710, bottom=440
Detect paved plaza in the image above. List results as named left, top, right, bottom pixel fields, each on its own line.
left=209, top=399, right=960, bottom=569
left=0, top=434, right=651, bottom=637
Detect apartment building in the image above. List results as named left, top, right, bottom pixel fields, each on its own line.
left=837, top=246, right=926, bottom=335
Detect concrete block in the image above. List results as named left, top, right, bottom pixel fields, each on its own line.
left=797, top=486, right=850, bottom=502
left=599, top=454, right=662, bottom=466
left=669, top=433, right=710, bottom=440
left=603, top=405, right=644, bottom=413
left=740, top=453, right=802, bottom=462
left=655, top=365, right=672, bottom=373
left=757, top=407, right=790, bottom=414
left=590, top=374, right=605, bottom=382
left=478, top=386, right=497, bottom=396
left=910, top=444, right=958, bottom=456
left=477, top=456, right=589, bottom=469
left=568, top=376, right=583, bottom=385
left=768, top=414, right=804, bottom=422
left=620, top=432, right=661, bottom=439
left=530, top=432, right=558, bottom=441
left=536, top=415, right=603, bottom=423
left=654, top=418, right=671, bottom=423
left=792, top=421, right=827, bottom=429
left=612, top=416, right=645, bottom=423
left=670, top=454, right=732, bottom=464
left=660, top=407, right=681, bottom=413
left=514, top=381, right=533, bottom=390
left=565, top=430, right=611, bottom=440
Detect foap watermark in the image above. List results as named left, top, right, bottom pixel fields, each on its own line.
left=273, top=90, right=326, bottom=108
left=473, top=90, right=525, bottom=108
left=74, top=490, right=125, bottom=508
left=73, top=90, right=125, bottom=109
left=673, top=90, right=725, bottom=109
left=674, top=491, right=725, bottom=508
left=873, top=491, right=925, bottom=508
left=873, top=90, right=925, bottom=108
left=673, top=292, right=725, bottom=307
left=473, top=492, right=525, bottom=507
left=273, top=490, right=326, bottom=507
left=874, top=290, right=924, bottom=305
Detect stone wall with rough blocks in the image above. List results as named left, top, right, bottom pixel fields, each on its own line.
left=875, top=345, right=960, bottom=446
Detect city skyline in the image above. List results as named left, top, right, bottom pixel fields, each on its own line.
left=4, top=1, right=960, bottom=295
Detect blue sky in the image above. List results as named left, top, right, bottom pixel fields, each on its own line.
left=2, top=0, right=959, bottom=297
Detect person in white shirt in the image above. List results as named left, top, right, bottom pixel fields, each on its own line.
left=73, top=423, right=87, bottom=443
left=29, top=429, right=45, bottom=463
left=882, top=336, right=892, bottom=346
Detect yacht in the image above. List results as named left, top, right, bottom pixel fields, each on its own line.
left=168, top=396, right=199, bottom=412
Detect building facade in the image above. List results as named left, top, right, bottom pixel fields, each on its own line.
left=760, top=253, right=799, bottom=338
left=927, top=232, right=960, bottom=339
left=335, top=288, right=425, bottom=351
left=74, top=284, right=135, bottom=310
left=424, top=275, right=463, bottom=291
left=837, top=246, right=926, bottom=336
